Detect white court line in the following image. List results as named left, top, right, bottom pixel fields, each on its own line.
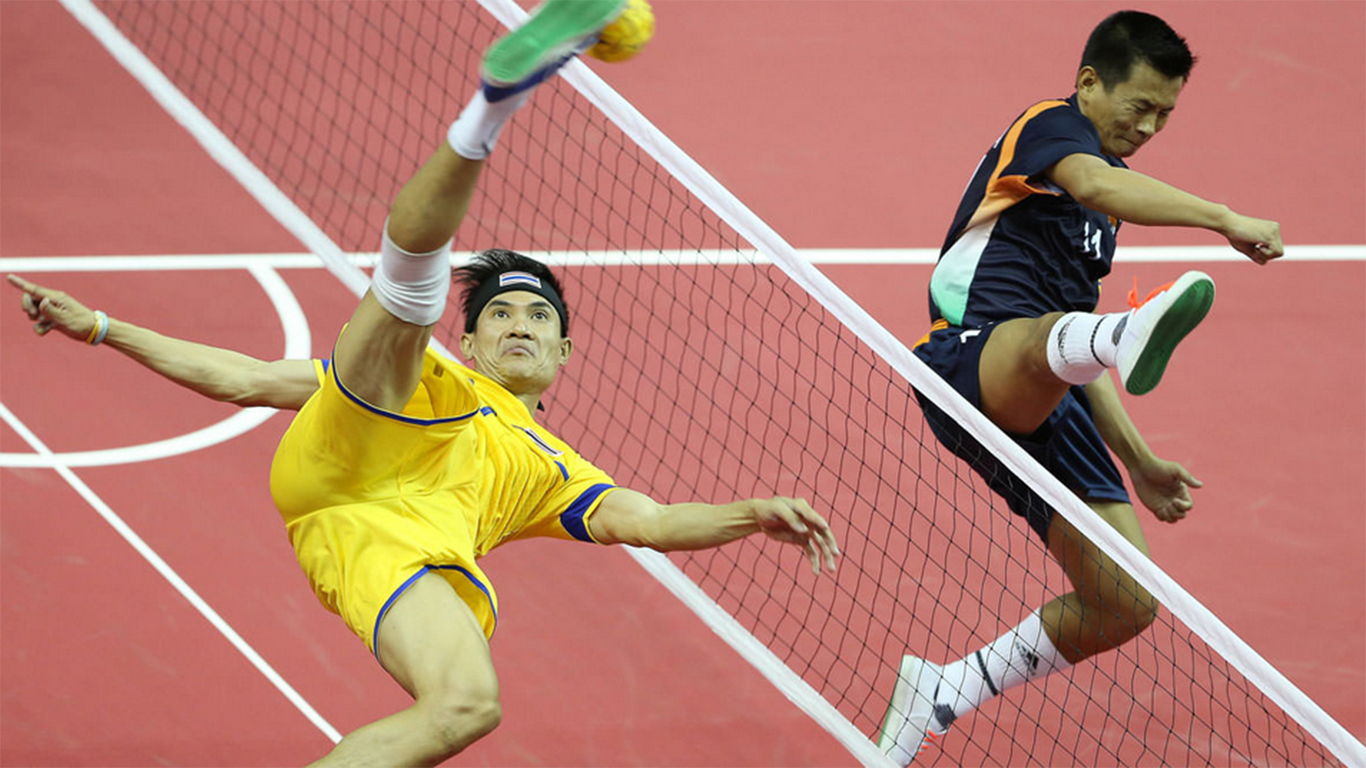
left=56, top=0, right=369, bottom=298
left=627, top=547, right=896, bottom=768
left=0, top=266, right=310, bottom=468
left=523, top=0, right=1366, bottom=763
left=1, top=243, right=1362, bottom=273
left=47, top=0, right=1359, bottom=761
left=0, top=402, right=343, bottom=744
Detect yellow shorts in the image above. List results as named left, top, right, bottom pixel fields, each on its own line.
left=270, top=358, right=498, bottom=652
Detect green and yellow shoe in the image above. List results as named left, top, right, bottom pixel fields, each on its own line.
left=482, top=0, right=627, bottom=90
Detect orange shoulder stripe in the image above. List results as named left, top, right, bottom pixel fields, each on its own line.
left=966, top=100, right=1068, bottom=230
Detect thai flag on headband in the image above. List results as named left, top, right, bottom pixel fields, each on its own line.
left=498, top=271, right=542, bottom=289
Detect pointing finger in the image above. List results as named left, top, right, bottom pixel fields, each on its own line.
left=7, top=274, right=47, bottom=297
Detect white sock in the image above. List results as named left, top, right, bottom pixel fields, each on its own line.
left=935, top=610, right=1071, bottom=721
left=446, top=87, right=534, bottom=161
left=1045, top=310, right=1129, bottom=385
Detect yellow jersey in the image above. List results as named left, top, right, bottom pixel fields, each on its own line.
left=269, top=350, right=617, bottom=650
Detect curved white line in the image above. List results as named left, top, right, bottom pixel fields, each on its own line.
left=0, top=267, right=310, bottom=468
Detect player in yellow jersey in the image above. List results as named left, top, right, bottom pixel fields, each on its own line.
left=8, top=2, right=838, bottom=764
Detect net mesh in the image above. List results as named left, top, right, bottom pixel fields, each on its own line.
left=97, top=1, right=1340, bottom=765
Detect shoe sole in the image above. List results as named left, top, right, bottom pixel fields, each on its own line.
left=483, top=0, right=627, bottom=85
left=879, top=655, right=941, bottom=764
left=878, top=656, right=917, bottom=751
left=1122, top=271, right=1215, bottom=395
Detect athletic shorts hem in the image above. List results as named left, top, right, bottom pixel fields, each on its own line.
left=912, top=320, right=1130, bottom=543
left=331, top=356, right=484, bottom=427
left=369, top=564, right=499, bottom=655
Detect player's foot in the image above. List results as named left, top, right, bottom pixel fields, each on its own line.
left=878, top=656, right=955, bottom=765
left=481, top=0, right=627, bottom=99
left=1115, top=270, right=1216, bottom=396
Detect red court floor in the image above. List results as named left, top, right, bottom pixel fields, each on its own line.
left=2, top=1, right=1362, bottom=765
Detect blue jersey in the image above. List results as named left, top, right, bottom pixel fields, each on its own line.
left=928, top=95, right=1127, bottom=327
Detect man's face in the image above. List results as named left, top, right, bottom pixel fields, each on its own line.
left=459, top=291, right=572, bottom=396
left=1077, top=60, right=1185, bottom=158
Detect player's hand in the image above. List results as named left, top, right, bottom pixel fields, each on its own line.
left=7, top=274, right=99, bottom=341
left=1220, top=213, right=1282, bottom=265
left=1131, top=457, right=1203, bottom=523
left=750, top=496, right=839, bottom=574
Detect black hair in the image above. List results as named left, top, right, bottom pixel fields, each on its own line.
left=1081, top=11, right=1196, bottom=89
left=455, top=248, right=570, bottom=336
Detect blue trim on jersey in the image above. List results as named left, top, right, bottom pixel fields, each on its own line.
left=372, top=564, right=498, bottom=657
left=560, top=483, right=616, bottom=542
left=516, top=425, right=564, bottom=456
left=554, top=460, right=569, bottom=481
left=320, top=359, right=331, bottom=373
left=480, top=406, right=495, bottom=416
left=332, top=363, right=481, bottom=426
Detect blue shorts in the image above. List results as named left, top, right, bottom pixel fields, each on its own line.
left=912, top=321, right=1130, bottom=542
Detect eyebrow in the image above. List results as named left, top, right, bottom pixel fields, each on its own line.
left=486, top=298, right=554, bottom=311
left=1133, top=98, right=1175, bottom=112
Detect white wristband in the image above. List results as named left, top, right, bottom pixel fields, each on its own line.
left=86, top=310, right=110, bottom=345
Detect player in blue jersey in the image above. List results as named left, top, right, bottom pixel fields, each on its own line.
left=9, top=2, right=839, bottom=765
left=878, top=11, right=1282, bottom=763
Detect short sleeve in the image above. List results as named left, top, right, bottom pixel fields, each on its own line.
left=512, top=452, right=618, bottom=544
left=960, top=100, right=1109, bottom=230
left=997, top=103, right=1104, bottom=183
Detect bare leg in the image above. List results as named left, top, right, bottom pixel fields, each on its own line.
left=977, top=313, right=1070, bottom=434
left=332, top=146, right=484, bottom=413
left=1041, top=500, right=1160, bottom=663
left=877, top=498, right=1160, bottom=762
left=309, top=574, right=501, bottom=767
left=388, top=145, right=485, bottom=255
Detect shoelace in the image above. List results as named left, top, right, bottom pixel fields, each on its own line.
left=1127, top=277, right=1175, bottom=309
left=918, top=730, right=943, bottom=755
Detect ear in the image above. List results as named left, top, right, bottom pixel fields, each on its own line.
left=459, top=332, right=475, bottom=361
left=557, top=335, right=574, bottom=365
left=1076, top=65, right=1100, bottom=93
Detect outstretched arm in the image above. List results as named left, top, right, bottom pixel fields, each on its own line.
left=588, top=488, right=840, bottom=575
left=1049, top=153, right=1283, bottom=264
left=8, top=274, right=319, bottom=410
left=1085, top=372, right=1202, bottom=523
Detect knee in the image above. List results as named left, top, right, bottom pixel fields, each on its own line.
left=1077, top=584, right=1160, bottom=648
left=422, top=689, right=503, bottom=753
left=1112, top=588, right=1160, bottom=641
left=1130, top=593, right=1160, bottom=634
left=454, top=696, right=503, bottom=743
left=1016, top=312, right=1068, bottom=380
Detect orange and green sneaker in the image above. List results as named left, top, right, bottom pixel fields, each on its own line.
left=1116, top=270, right=1216, bottom=395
